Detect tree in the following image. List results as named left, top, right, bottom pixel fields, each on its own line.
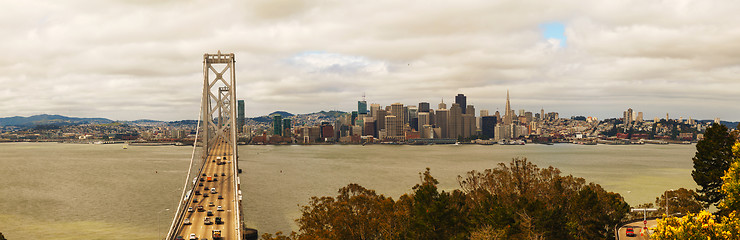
left=654, top=188, right=703, bottom=216
left=692, top=123, right=735, bottom=208
left=719, top=142, right=740, bottom=213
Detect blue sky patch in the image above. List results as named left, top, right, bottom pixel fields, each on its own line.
left=540, top=22, right=566, bottom=47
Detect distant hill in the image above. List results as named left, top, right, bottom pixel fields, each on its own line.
left=0, top=114, right=113, bottom=126
left=247, top=110, right=347, bottom=123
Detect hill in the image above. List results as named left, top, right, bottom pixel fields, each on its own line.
left=0, top=114, right=113, bottom=126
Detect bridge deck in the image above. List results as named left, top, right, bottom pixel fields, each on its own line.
left=175, top=138, right=238, bottom=240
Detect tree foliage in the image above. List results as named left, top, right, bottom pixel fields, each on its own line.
left=652, top=211, right=740, bottom=240
left=719, top=142, right=740, bottom=213
left=692, top=123, right=735, bottom=208
left=263, top=158, right=630, bottom=240
left=654, top=188, right=703, bottom=216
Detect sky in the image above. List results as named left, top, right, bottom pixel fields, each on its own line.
left=1, top=0, right=739, bottom=121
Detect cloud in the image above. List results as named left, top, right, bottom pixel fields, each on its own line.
left=0, top=0, right=739, bottom=121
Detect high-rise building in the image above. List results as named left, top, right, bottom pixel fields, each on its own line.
left=376, top=110, right=387, bottom=137
left=624, top=108, right=634, bottom=123
left=282, top=118, right=292, bottom=137
left=364, top=121, right=376, bottom=137
left=435, top=109, right=449, bottom=138
left=449, top=103, right=462, bottom=139
left=358, top=100, right=367, bottom=115
left=237, top=100, right=245, bottom=133
left=418, top=112, right=430, bottom=129
left=480, top=110, right=489, bottom=117
left=524, top=112, right=533, bottom=123
left=504, top=90, right=512, bottom=125
left=272, top=114, right=282, bottom=136
left=540, top=108, right=545, bottom=121
left=466, top=105, right=475, bottom=117
left=385, top=115, right=402, bottom=137
left=438, top=99, right=447, bottom=110
left=407, top=106, right=418, bottom=124
left=418, top=102, right=430, bottom=113
left=456, top=94, right=467, bottom=114
left=370, top=104, right=380, bottom=118
left=351, top=111, right=358, bottom=125
left=637, top=112, right=644, bottom=122
left=519, top=109, right=525, bottom=117
left=481, top=116, right=497, bottom=139
left=390, top=103, right=405, bottom=125
left=462, top=113, right=474, bottom=138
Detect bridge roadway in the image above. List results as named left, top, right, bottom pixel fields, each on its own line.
left=176, top=138, right=238, bottom=240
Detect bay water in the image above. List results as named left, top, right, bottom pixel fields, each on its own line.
left=0, top=143, right=696, bottom=239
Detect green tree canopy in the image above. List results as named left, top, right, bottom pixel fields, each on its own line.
left=654, top=188, right=703, bottom=216
left=692, top=123, right=735, bottom=208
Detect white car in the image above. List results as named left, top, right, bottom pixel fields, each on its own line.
left=183, top=218, right=191, bottom=225
left=187, top=207, right=194, bottom=212
left=217, top=206, right=223, bottom=211
left=189, top=233, right=197, bottom=240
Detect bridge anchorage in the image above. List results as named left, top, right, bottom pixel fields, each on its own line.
left=166, top=52, right=258, bottom=240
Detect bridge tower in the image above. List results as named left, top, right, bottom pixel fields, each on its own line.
left=167, top=51, right=247, bottom=240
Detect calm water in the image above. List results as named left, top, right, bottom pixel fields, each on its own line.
left=0, top=143, right=696, bottom=239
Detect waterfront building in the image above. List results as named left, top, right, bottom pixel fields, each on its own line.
left=449, top=103, right=462, bottom=139
left=421, top=124, right=434, bottom=138
left=462, top=113, right=475, bottom=138
left=272, top=115, right=282, bottom=136
left=237, top=100, right=245, bottom=133
left=456, top=94, right=467, bottom=114
left=376, top=110, right=387, bottom=137
left=282, top=118, right=292, bottom=137
left=385, top=115, right=403, bottom=137
left=418, top=102, right=430, bottom=113
left=435, top=109, right=449, bottom=138
left=481, top=116, right=497, bottom=139
left=358, top=100, right=367, bottom=115
left=407, top=106, right=418, bottom=129
left=364, top=121, right=376, bottom=137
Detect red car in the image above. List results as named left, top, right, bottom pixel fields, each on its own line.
left=626, top=227, right=636, bottom=237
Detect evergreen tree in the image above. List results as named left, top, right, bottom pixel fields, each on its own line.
left=692, top=123, right=735, bottom=208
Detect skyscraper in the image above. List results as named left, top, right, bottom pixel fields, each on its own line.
left=504, top=90, right=512, bottom=125
left=435, top=109, right=449, bottom=138
left=358, top=100, right=367, bottom=115
left=272, top=114, right=282, bottom=136
left=370, top=103, right=380, bottom=118
left=376, top=109, right=387, bottom=137
left=449, top=103, right=462, bottom=139
left=438, top=99, right=447, bottom=110
left=418, top=102, right=430, bottom=113
left=390, top=103, right=405, bottom=125
left=455, top=94, right=467, bottom=114
left=481, top=116, right=497, bottom=139
left=237, top=100, right=245, bottom=133
left=282, top=118, right=292, bottom=137
left=385, top=115, right=402, bottom=137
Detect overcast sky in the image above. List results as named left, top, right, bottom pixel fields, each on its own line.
left=1, top=0, right=739, bottom=121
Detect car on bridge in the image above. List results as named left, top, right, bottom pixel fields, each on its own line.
left=175, top=236, right=184, bottom=240
left=197, top=206, right=205, bottom=212
left=189, top=233, right=197, bottom=240
left=217, top=206, right=223, bottom=211
left=215, top=217, right=223, bottom=224
left=207, top=210, right=213, bottom=216
left=209, top=202, right=215, bottom=207
left=218, top=195, right=223, bottom=199
left=183, top=218, right=191, bottom=225
left=195, top=190, right=201, bottom=195
left=221, top=172, right=225, bottom=176
left=204, top=217, right=213, bottom=225
left=188, top=207, right=194, bottom=212
left=211, top=188, right=217, bottom=194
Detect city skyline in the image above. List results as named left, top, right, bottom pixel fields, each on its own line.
left=2, top=1, right=740, bottom=121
